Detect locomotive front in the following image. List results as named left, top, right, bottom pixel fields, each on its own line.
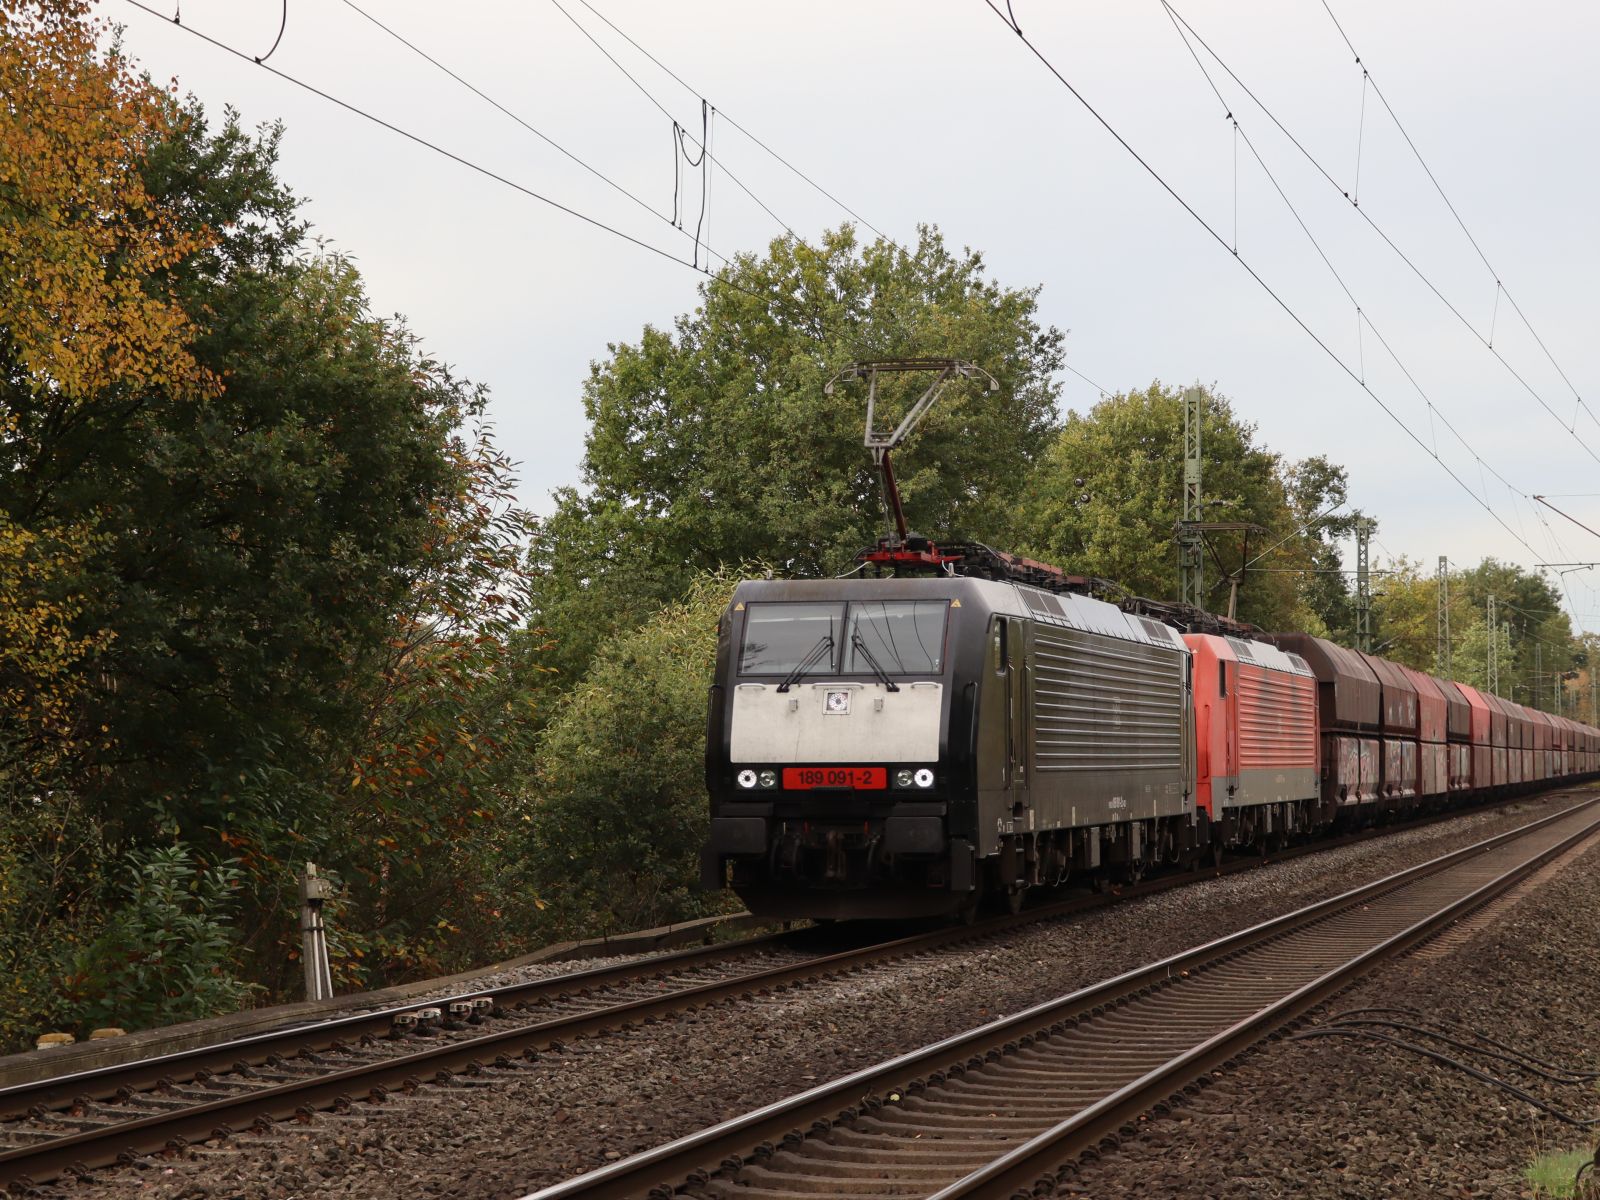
left=702, top=576, right=979, bottom=919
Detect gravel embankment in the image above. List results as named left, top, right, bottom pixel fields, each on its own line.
left=50, top=790, right=1597, bottom=1200
left=1058, top=801, right=1600, bottom=1199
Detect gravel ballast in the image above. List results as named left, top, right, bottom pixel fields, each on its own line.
left=43, top=790, right=1599, bottom=1200
left=1057, top=801, right=1600, bottom=1199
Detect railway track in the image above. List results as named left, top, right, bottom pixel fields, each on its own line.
left=0, top=791, right=1578, bottom=1193
left=523, top=795, right=1600, bottom=1200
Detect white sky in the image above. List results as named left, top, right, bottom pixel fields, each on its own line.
left=104, top=0, right=1600, bottom=633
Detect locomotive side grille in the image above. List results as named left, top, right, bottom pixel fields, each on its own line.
left=1236, top=663, right=1318, bottom=769
left=1032, top=629, right=1184, bottom=771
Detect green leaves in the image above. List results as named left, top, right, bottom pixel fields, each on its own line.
left=1015, top=382, right=1352, bottom=633
left=65, top=843, right=257, bottom=1033
left=523, top=571, right=744, bottom=937
left=532, top=224, right=1064, bottom=683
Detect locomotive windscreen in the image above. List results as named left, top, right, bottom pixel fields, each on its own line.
left=738, top=603, right=844, bottom=675
left=844, top=601, right=949, bottom=675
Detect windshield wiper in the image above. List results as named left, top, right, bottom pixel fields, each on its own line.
left=776, top=633, right=835, bottom=693
left=850, top=632, right=901, bottom=693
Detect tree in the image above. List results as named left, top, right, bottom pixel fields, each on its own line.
left=531, top=225, right=1065, bottom=682
left=0, top=1, right=213, bottom=407
left=1014, top=383, right=1355, bottom=632
left=1, top=0, right=216, bottom=793
left=1, top=1, right=543, bottom=1031
left=1367, top=557, right=1435, bottom=669
left=0, top=510, right=108, bottom=786
left=522, top=572, right=743, bottom=938
left=1373, top=556, right=1582, bottom=704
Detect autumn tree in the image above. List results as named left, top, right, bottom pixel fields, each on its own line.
left=0, top=0, right=208, bottom=787
left=0, top=0, right=230, bottom=1046
left=0, top=1, right=213, bottom=405
left=2, top=2, right=542, bottom=1034
left=531, top=225, right=1065, bottom=682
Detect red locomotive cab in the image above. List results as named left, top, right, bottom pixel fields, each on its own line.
left=1184, top=634, right=1239, bottom=818
left=1184, top=634, right=1318, bottom=824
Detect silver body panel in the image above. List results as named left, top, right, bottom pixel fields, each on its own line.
left=730, top=680, right=943, bottom=764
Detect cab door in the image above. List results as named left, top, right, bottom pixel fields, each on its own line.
left=1005, top=617, right=1030, bottom=797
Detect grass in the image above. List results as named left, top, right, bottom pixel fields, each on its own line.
left=1524, top=1147, right=1597, bottom=1198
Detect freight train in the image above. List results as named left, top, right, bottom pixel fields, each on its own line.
left=701, top=545, right=1600, bottom=920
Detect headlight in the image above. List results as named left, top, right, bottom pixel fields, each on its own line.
left=736, top=769, right=758, bottom=789
left=758, top=770, right=778, bottom=789
left=913, top=768, right=935, bottom=788
left=894, top=769, right=914, bottom=788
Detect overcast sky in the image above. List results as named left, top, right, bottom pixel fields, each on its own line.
left=104, top=0, right=1599, bottom=634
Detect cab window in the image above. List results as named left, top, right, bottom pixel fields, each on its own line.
left=738, top=603, right=844, bottom=675
left=844, top=600, right=949, bottom=675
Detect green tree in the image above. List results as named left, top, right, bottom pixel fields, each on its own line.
left=532, top=224, right=1065, bottom=682
left=523, top=572, right=742, bottom=938
left=1368, top=557, right=1435, bottom=669
left=1014, top=383, right=1355, bottom=631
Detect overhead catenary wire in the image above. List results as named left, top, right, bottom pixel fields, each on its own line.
left=1140, top=3, right=1592, bottom=642
left=332, top=0, right=729, bottom=269
left=1240, top=499, right=1349, bottom=571
left=566, top=0, right=897, bottom=246
left=1533, top=496, right=1600, bottom=545
left=1156, top=1, right=1600, bottom=467
left=1063, top=361, right=1112, bottom=398
left=1317, top=0, right=1595, bottom=437
left=1152, top=1, right=1587, bottom=572
left=550, top=0, right=1135, bottom=400
left=1324, top=5, right=1595, bottom=438
left=544, top=0, right=795, bottom=238
left=127, top=0, right=773, bottom=303
left=979, top=2, right=1551, bottom=578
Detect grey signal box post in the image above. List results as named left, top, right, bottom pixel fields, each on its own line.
left=299, top=863, right=336, bottom=1002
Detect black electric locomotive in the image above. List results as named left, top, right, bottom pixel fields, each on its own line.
left=702, top=566, right=1204, bottom=919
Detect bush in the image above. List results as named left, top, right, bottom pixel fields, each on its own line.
left=63, top=844, right=257, bottom=1033
left=523, top=572, right=745, bottom=938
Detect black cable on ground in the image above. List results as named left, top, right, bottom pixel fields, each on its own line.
left=1291, top=1028, right=1600, bottom=1127
left=1323, top=1007, right=1600, bottom=1082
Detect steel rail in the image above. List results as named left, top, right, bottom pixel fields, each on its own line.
left=0, top=929, right=795, bottom=1122
left=0, top=788, right=1583, bottom=1189
left=930, top=800, right=1600, bottom=1199
left=6, top=786, right=1541, bottom=1127
left=519, top=795, right=1600, bottom=1200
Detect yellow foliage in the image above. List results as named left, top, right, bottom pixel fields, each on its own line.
left=0, top=0, right=215, bottom=400
left=0, top=512, right=109, bottom=772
